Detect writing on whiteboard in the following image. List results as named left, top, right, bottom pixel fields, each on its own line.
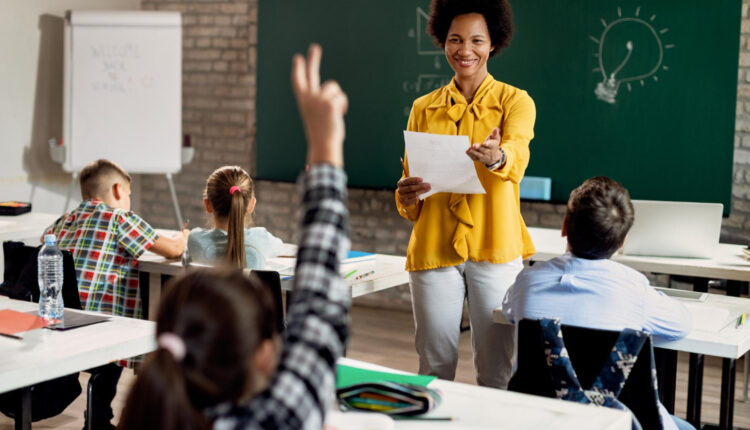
left=89, top=44, right=154, bottom=93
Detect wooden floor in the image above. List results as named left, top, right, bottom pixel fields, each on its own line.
left=2, top=304, right=749, bottom=429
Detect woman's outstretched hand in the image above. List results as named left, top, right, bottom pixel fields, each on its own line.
left=466, top=127, right=504, bottom=167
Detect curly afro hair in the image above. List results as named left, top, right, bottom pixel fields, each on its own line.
left=428, top=0, right=514, bottom=57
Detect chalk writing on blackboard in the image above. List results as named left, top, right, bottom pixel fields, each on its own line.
left=403, top=7, right=451, bottom=116
left=591, top=6, right=675, bottom=104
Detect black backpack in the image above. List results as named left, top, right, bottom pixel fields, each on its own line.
left=0, top=241, right=83, bottom=421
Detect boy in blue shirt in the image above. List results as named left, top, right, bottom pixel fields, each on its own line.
left=503, top=176, right=693, bottom=430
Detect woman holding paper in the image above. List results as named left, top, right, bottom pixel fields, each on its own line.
left=395, top=0, right=535, bottom=389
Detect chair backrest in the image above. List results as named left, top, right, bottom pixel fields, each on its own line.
left=509, top=319, right=662, bottom=429
left=244, top=269, right=285, bottom=332
left=1, top=241, right=82, bottom=310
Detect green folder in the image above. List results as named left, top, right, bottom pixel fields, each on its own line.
left=336, top=364, right=436, bottom=389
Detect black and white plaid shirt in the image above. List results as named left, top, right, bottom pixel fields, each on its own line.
left=212, top=164, right=350, bottom=430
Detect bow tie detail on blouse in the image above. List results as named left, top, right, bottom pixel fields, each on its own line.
left=446, top=100, right=491, bottom=122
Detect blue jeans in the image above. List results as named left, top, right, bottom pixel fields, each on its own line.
left=672, top=415, right=696, bottom=430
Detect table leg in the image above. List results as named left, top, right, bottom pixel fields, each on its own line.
left=693, top=277, right=709, bottom=293
left=726, top=280, right=745, bottom=297
left=686, top=353, right=704, bottom=427
left=148, top=272, right=162, bottom=322
left=15, top=386, right=31, bottom=430
left=719, top=358, right=736, bottom=430
left=655, top=348, right=677, bottom=414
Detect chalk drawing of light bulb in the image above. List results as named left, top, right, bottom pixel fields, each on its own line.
left=591, top=7, right=674, bottom=104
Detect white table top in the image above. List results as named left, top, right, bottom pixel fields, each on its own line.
left=493, top=291, right=750, bottom=359
left=337, top=358, right=631, bottom=430
left=138, top=251, right=409, bottom=299
left=0, top=297, right=156, bottom=393
left=528, top=226, right=750, bottom=282
left=0, top=212, right=59, bottom=243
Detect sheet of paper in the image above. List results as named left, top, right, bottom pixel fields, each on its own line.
left=265, top=257, right=296, bottom=275
left=683, top=303, right=731, bottom=332
left=279, top=243, right=298, bottom=257
left=0, top=309, right=51, bottom=335
left=404, top=131, right=486, bottom=199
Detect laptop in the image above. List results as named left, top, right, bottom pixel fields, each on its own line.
left=622, top=200, right=723, bottom=258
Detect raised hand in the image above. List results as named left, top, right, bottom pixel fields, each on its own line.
left=291, top=44, right=348, bottom=167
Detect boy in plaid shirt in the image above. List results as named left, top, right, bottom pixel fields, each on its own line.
left=45, top=159, right=188, bottom=429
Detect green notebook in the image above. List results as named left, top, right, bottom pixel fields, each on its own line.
left=336, top=364, right=436, bottom=390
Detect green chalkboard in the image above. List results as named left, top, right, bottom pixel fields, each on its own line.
left=257, top=0, right=740, bottom=209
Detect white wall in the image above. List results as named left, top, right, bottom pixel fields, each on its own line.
left=0, top=0, right=141, bottom=214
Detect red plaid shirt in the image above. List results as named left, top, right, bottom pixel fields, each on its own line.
left=45, top=199, right=157, bottom=320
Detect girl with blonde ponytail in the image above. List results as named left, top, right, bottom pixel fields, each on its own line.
left=187, top=166, right=284, bottom=269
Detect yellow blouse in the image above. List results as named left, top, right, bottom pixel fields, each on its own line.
left=396, top=74, right=536, bottom=271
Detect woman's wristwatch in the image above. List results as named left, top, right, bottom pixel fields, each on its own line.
left=485, top=148, right=506, bottom=171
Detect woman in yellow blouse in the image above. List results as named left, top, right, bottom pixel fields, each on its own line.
left=395, top=0, right=535, bottom=388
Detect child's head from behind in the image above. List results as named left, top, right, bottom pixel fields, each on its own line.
left=564, top=176, right=634, bottom=260
left=118, top=267, right=280, bottom=430
left=79, top=159, right=132, bottom=210
left=204, top=166, right=255, bottom=268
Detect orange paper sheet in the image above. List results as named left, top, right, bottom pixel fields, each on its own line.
left=0, top=309, right=52, bottom=335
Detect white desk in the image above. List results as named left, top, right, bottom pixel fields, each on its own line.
left=337, top=358, right=632, bottom=430
left=138, top=252, right=408, bottom=321
left=0, top=296, right=156, bottom=429
left=493, top=291, right=750, bottom=430
left=0, top=212, right=60, bottom=279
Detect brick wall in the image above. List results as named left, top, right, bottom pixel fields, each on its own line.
left=138, top=0, right=257, bottom=230
left=138, top=0, right=750, bottom=307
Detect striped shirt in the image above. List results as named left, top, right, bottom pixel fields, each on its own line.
left=45, top=199, right=157, bottom=319
left=210, top=164, right=351, bottom=429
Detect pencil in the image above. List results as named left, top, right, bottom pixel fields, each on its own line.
left=344, top=269, right=358, bottom=279
left=400, top=157, right=409, bottom=177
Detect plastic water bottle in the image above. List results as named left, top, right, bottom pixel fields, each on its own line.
left=38, top=234, right=64, bottom=320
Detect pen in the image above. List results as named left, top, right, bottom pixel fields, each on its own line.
left=344, top=269, right=358, bottom=279
left=392, top=416, right=453, bottom=421
left=0, top=332, right=22, bottom=340
left=354, top=270, right=375, bottom=281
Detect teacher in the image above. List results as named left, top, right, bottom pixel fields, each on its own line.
left=395, top=0, right=536, bottom=388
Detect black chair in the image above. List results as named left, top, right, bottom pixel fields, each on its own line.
left=246, top=269, right=285, bottom=332
left=508, top=319, right=662, bottom=430
left=0, top=241, right=83, bottom=425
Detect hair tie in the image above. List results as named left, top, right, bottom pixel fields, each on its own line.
left=158, top=332, right=186, bottom=361
left=229, top=186, right=241, bottom=195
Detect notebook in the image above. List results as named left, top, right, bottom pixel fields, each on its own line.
left=622, top=200, right=723, bottom=258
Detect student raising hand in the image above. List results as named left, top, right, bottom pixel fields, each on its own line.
left=291, top=43, right=348, bottom=167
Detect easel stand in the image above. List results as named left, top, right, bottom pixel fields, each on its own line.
left=165, top=173, right=183, bottom=228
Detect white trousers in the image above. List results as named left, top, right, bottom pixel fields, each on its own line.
left=409, top=258, right=522, bottom=388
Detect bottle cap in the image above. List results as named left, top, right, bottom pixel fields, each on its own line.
left=43, top=234, right=56, bottom=245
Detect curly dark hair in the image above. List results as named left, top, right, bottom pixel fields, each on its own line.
left=428, top=0, right=514, bottom=57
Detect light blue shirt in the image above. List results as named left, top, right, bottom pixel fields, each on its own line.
left=503, top=253, right=692, bottom=430
left=187, top=226, right=285, bottom=270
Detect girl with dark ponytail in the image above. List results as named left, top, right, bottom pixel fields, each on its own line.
left=118, top=268, right=280, bottom=430
left=187, top=166, right=284, bottom=269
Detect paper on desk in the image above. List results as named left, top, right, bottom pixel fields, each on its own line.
left=683, top=303, right=731, bottom=332
left=404, top=131, right=485, bottom=199
left=265, top=257, right=295, bottom=275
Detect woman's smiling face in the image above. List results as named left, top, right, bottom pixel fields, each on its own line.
left=444, top=13, right=494, bottom=83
